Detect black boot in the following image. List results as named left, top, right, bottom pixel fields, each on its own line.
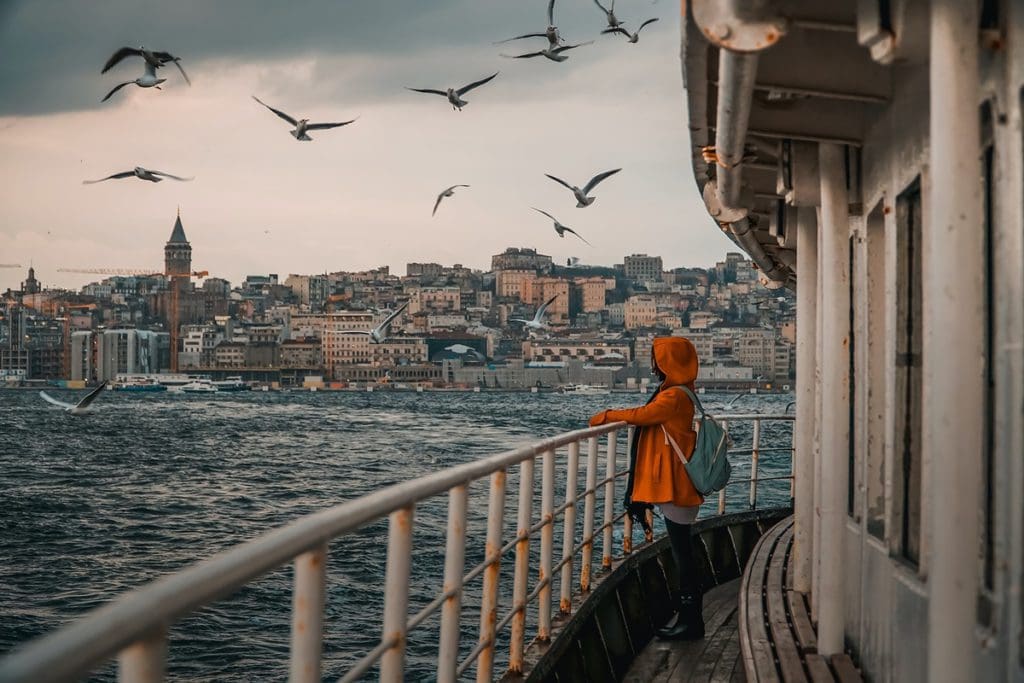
left=656, top=591, right=704, bottom=641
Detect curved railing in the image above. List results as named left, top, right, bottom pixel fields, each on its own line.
left=0, top=413, right=794, bottom=683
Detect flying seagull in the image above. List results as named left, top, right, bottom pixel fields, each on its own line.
left=102, top=46, right=190, bottom=85
left=101, top=61, right=166, bottom=102
left=39, top=382, right=107, bottom=416
left=545, top=168, right=622, bottom=207
left=83, top=166, right=193, bottom=184
left=501, top=41, right=593, bottom=62
left=339, top=302, right=410, bottom=344
left=532, top=208, right=592, bottom=245
left=406, top=72, right=499, bottom=111
left=604, top=17, right=659, bottom=42
left=511, top=295, right=559, bottom=330
left=252, top=96, right=358, bottom=141
left=433, top=185, right=470, bottom=216
left=594, top=0, right=625, bottom=30
left=495, top=0, right=563, bottom=46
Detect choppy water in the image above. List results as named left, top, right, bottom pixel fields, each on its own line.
left=0, top=388, right=792, bottom=681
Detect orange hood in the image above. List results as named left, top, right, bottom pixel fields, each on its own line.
left=652, top=337, right=698, bottom=388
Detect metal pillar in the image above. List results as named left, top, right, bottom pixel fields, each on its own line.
left=793, top=206, right=818, bottom=594
left=927, top=2, right=983, bottom=680
left=811, top=206, right=825, bottom=620
left=288, top=544, right=327, bottom=683
left=816, top=142, right=850, bottom=655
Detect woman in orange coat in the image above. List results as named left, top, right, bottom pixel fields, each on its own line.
left=589, top=336, right=705, bottom=640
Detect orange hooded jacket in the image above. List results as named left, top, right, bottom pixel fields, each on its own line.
left=589, top=337, right=704, bottom=508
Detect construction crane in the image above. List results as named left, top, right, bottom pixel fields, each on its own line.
left=57, top=266, right=209, bottom=372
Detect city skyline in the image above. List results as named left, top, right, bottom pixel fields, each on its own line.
left=0, top=0, right=736, bottom=293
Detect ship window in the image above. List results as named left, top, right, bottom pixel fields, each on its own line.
left=865, top=201, right=887, bottom=539
left=848, top=233, right=857, bottom=519
left=895, top=178, right=923, bottom=567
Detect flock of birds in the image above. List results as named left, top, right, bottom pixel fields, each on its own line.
left=49, top=0, right=664, bottom=413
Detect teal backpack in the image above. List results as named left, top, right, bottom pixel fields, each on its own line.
left=661, top=386, right=732, bottom=495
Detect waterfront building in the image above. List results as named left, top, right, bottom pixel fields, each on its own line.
left=522, top=339, right=630, bottom=365
left=520, top=277, right=570, bottom=322
left=409, top=286, right=461, bottom=315
left=623, top=295, right=657, bottom=329
left=623, top=253, right=663, bottom=283
left=490, top=247, right=552, bottom=274
left=494, top=269, right=535, bottom=300
left=95, top=329, right=169, bottom=382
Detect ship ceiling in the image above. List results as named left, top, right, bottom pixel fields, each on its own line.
left=684, top=0, right=893, bottom=289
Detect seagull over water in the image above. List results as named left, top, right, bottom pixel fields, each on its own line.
left=252, top=96, right=358, bottom=141
left=339, top=302, right=409, bottom=344
left=545, top=168, right=622, bottom=207
left=39, top=382, right=107, bottom=416
left=495, top=0, right=563, bottom=46
left=511, top=295, right=559, bottom=330
left=532, top=208, right=592, bottom=245
left=605, top=17, right=659, bottom=42
left=502, top=41, right=593, bottom=63
left=101, top=62, right=165, bottom=102
left=594, top=0, right=625, bottom=30
left=433, top=185, right=470, bottom=216
left=406, top=72, right=499, bottom=111
left=83, top=166, right=193, bottom=184
left=102, top=46, right=190, bottom=85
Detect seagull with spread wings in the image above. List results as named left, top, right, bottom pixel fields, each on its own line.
left=532, top=208, right=592, bottom=245
left=604, top=17, right=659, bottom=42
left=338, top=302, right=409, bottom=344
left=39, top=382, right=107, bottom=416
left=102, top=46, right=190, bottom=85
left=100, top=61, right=166, bottom=102
left=545, top=168, right=622, bottom=207
left=406, top=72, right=499, bottom=111
left=501, top=41, right=593, bottom=62
left=83, top=166, right=193, bottom=184
left=495, top=0, right=563, bottom=46
left=252, top=96, right=358, bottom=141
left=433, top=185, right=470, bottom=216
left=594, top=0, right=625, bottom=30
left=510, top=295, right=560, bottom=330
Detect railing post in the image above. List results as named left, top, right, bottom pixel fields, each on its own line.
left=380, top=506, right=414, bottom=683
left=509, top=459, right=534, bottom=673
left=438, top=485, right=468, bottom=682
left=477, top=469, right=506, bottom=682
left=623, top=427, right=635, bottom=554
left=288, top=543, right=327, bottom=683
left=560, top=441, right=580, bottom=613
left=602, top=430, right=617, bottom=569
left=118, top=629, right=166, bottom=683
left=581, top=436, right=599, bottom=592
left=537, top=449, right=555, bottom=641
left=718, top=420, right=729, bottom=515
left=750, top=419, right=761, bottom=509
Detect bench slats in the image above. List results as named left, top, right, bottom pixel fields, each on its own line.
left=786, top=589, right=817, bottom=654
left=829, top=654, right=862, bottom=683
left=804, top=654, right=833, bottom=683
left=767, top=527, right=807, bottom=683
left=739, top=518, right=793, bottom=681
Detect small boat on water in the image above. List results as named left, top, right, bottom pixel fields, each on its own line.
left=558, top=383, right=611, bottom=395
left=180, top=379, right=218, bottom=393
left=213, top=376, right=250, bottom=392
left=111, top=377, right=167, bottom=392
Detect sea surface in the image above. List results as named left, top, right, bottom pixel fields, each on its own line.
left=0, top=388, right=793, bottom=681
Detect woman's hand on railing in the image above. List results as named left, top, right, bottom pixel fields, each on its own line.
left=588, top=410, right=611, bottom=427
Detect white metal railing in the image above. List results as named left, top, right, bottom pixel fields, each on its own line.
left=0, top=413, right=794, bottom=683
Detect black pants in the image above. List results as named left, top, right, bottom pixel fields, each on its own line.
left=665, top=518, right=700, bottom=598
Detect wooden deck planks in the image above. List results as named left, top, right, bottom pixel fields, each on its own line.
left=766, top=527, right=807, bottom=682
left=739, top=519, right=793, bottom=679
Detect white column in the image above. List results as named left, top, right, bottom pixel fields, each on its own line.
left=811, top=208, right=824, bottom=620
left=927, top=2, right=983, bottom=681
left=817, top=142, right=851, bottom=655
left=793, top=206, right=818, bottom=594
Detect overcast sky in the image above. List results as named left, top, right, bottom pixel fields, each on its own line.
left=0, top=0, right=734, bottom=292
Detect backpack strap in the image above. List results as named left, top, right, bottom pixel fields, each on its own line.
left=670, top=384, right=706, bottom=418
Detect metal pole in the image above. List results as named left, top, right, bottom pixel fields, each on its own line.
left=380, top=506, right=414, bottom=682
left=118, top=630, right=166, bottom=683
left=602, top=430, right=617, bottom=569
left=509, top=459, right=534, bottom=673
left=559, top=441, right=580, bottom=614
left=793, top=205, right=818, bottom=594
left=749, top=419, right=761, bottom=509
left=623, top=427, right=635, bottom=554
left=477, top=469, right=506, bottom=682
left=288, top=544, right=327, bottom=683
left=812, top=206, right=825, bottom=621
left=537, top=449, right=555, bottom=641
left=927, top=2, right=983, bottom=681
left=817, top=142, right=851, bottom=655
left=718, top=420, right=729, bottom=515
left=580, top=436, right=599, bottom=592
left=437, top=485, right=467, bottom=682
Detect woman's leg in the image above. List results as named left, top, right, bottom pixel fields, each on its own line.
left=659, top=518, right=705, bottom=640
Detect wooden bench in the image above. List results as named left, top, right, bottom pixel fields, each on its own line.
left=738, top=516, right=864, bottom=683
